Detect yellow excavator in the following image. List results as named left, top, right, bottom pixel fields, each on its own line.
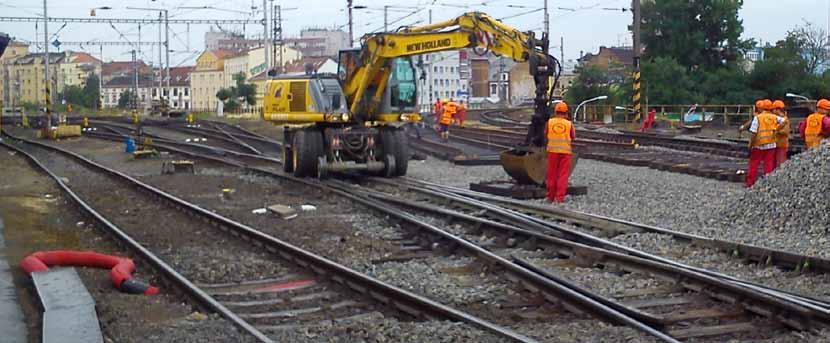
left=262, top=12, right=560, bottom=183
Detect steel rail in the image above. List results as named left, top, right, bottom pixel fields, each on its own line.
left=0, top=138, right=274, bottom=343
left=385, top=178, right=830, bottom=318
left=360, top=180, right=830, bottom=331
left=73, top=127, right=679, bottom=342
left=398, top=177, right=830, bottom=309
left=3, top=132, right=533, bottom=343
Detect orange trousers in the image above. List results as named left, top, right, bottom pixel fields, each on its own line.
left=546, top=153, right=572, bottom=202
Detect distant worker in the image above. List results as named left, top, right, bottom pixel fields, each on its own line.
left=640, top=108, right=656, bottom=132
left=457, top=100, right=467, bottom=126
left=771, top=100, right=790, bottom=167
left=799, top=99, right=830, bottom=149
left=545, top=102, right=575, bottom=203
left=746, top=99, right=784, bottom=187
left=433, top=99, right=443, bottom=121
left=436, top=100, right=457, bottom=141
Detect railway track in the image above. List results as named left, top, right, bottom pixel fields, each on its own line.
left=335, top=176, right=830, bottom=340
left=1, top=131, right=531, bottom=342
left=39, top=124, right=680, bottom=341
left=28, top=119, right=830, bottom=340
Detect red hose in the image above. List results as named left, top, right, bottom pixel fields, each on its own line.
left=20, top=250, right=159, bottom=295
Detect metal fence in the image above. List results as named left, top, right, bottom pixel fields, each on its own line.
left=581, top=104, right=755, bottom=126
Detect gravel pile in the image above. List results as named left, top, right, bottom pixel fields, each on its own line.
left=704, top=143, right=830, bottom=257
left=363, top=256, right=507, bottom=306
left=407, top=158, right=507, bottom=188
left=139, top=316, right=255, bottom=343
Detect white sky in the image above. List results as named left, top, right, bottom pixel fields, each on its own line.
left=0, top=0, right=827, bottom=66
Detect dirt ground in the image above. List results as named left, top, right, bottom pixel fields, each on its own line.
left=0, top=145, right=251, bottom=343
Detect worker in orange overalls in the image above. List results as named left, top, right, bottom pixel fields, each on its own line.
left=545, top=102, right=575, bottom=203
left=746, top=99, right=784, bottom=187
left=771, top=100, right=790, bottom=168
left=457, top=100, right=467, bottom=126
left=436, top=100, right=457, bottom=141
left=433, top=99, right=443, bottom=121
left=799, top=99, right=830, bottom=149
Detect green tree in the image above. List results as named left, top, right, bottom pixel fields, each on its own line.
left=565, top=65, right=627, bottom=105
left=640, top=57, right=701, bottom=104
left=83, top=74, right=101, bottom=108
left=117, top=90, right=135, bottom=109
left=216, top=73, right=257, bottom=111
left=642, top=0, right=750, bottom=71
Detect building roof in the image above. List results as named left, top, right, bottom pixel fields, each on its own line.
left=579, top=46, right=634, bottom=67
left=282, top=56, right=334, bottom=74
left=103, top=61, right=150, bottom=76
left=211, top=49, right=238, bottom=59
left=103, top=75, right=156, bottom=88
left=12, top=52, right=65, bottom=65
left=68, top=52, right=101, bottom=64
left=167, top=66, right=194, bottom=86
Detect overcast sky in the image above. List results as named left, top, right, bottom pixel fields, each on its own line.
left=0, top=0, right=828, bottom=67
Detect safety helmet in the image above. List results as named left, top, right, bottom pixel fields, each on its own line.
left=554, top=102, right=569, bottom=114
left=755, top=100, right=765, bottom=111
left=817, top=99, right=830, bottom=110
left=772, top=100, right=785, bottom=110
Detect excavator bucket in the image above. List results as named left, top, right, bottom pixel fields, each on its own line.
left=501, top=148, right=579, bottom=186
left=500, top=148, right=548, bottom=185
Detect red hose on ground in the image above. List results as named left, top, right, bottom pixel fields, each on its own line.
left=20, top=250, right=159, bottom=295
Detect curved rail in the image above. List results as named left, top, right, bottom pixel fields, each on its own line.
left=2, top=132, right=533, bottom=343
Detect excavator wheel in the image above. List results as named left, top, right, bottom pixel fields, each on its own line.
left=292, top=129, right=324, bottom=177
left=378, top=127, right=409, bottom=177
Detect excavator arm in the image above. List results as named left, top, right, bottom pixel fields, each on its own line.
left=342, top=12, right=561, bottom=184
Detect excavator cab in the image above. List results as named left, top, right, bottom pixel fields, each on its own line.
left=338, top=50, right=419, bottom=123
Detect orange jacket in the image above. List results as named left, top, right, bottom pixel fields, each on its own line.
left=804, top=113, right=825, bottom=148
left=546, top=117, right=574, bottom=154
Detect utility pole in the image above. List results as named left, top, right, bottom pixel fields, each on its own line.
left=384, top=5, right=389, bottom=31
left=164, top=10, right=170, bottom=107
left=43, top=0, right=51, bottom=127
left=132, top=49, right=138, bottom=110
left=543, top=0, right=549, bottom=38
left=429, top=9, right=432, bottom=24
left=98, top=44, right=103, bottom=112
left=348, top=0, right=354, bottom=47
left=263, top=0, right=269, bottom=71
left=631, top=0, right=642, bottom=122
left=275, top=5, right=283, bottom=73
left=560, top=36, right=564, bottom=67
left=158, top=12, right=163, bottom=106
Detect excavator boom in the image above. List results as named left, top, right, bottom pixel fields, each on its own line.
left=343, top=12, right=560, bottom=184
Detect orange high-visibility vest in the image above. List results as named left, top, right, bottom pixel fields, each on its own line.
left=752, top=112, right=778, bottom=148
left=776, top=116, right=790, bottom=148
left=440, top=103, right=457, bottom=125
left=546, top=117, right=573, bottom=154
left=804, top=113, right=825, bottom=149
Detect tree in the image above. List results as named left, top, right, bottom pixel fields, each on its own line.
left=565, top=65, right=628, bottom=105
left=642, top=0, right=750, bottom=71
left=640, top=57, right=701, bottom=104
left=117, top=90, right=135, bottom=109
left=216, top=73, right=257, bottom=111
left=787, top=21, right=829, bottom=75
left=83, top=74, right=101, bottom=109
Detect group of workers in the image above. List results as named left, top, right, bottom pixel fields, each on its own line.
left=433, top=98, right=467, bottom=140
left=743, top=98, right=830, bottom=187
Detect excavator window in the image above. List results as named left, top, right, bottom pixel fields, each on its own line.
left=389, top=58, right=417, bottom=108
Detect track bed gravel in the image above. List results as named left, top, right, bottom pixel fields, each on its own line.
left=0, top=144, right=252, bottom=343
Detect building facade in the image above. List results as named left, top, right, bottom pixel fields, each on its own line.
left=191, top=49, right=233, bottom=111
left=416, top=51, right=468, bottom=113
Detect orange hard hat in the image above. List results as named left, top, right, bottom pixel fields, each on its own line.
left=554, top=102, right=569, bottom=113
left=772, top=100, right=785, bottom=110
left=761, top=99, right=773, bottom=111
left=755, top=99, right=765, bottom=110
left=817, top=99, right=830, bottom=110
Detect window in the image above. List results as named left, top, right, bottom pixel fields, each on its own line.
left=173, top=88, right=178, bottom=96
left=434, top=91, right=439, bottom=98
left=434, top=79, right=438, bottom=85
left=450, top=67, right=454, bottom=73
left=184, top=88, right=189, bottom=96
left=490, top=84, right=498, bottom=96
left=433, top=66, right=437, bottom=72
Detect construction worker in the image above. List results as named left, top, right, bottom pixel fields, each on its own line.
left=457, top=100, right=467, bottom=126
left=640, top=108, right=656, bottom=132
left=799, top=99, right=830, bottom=149
left=436, top=100, right=457, bottom=140
left=433, top=99, right=443, bottom=122
left=771, top=100, right=790, bottom=168
left=746, top=99, right=785, bottom=187
left=545, top=102, right=575, bottom=203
